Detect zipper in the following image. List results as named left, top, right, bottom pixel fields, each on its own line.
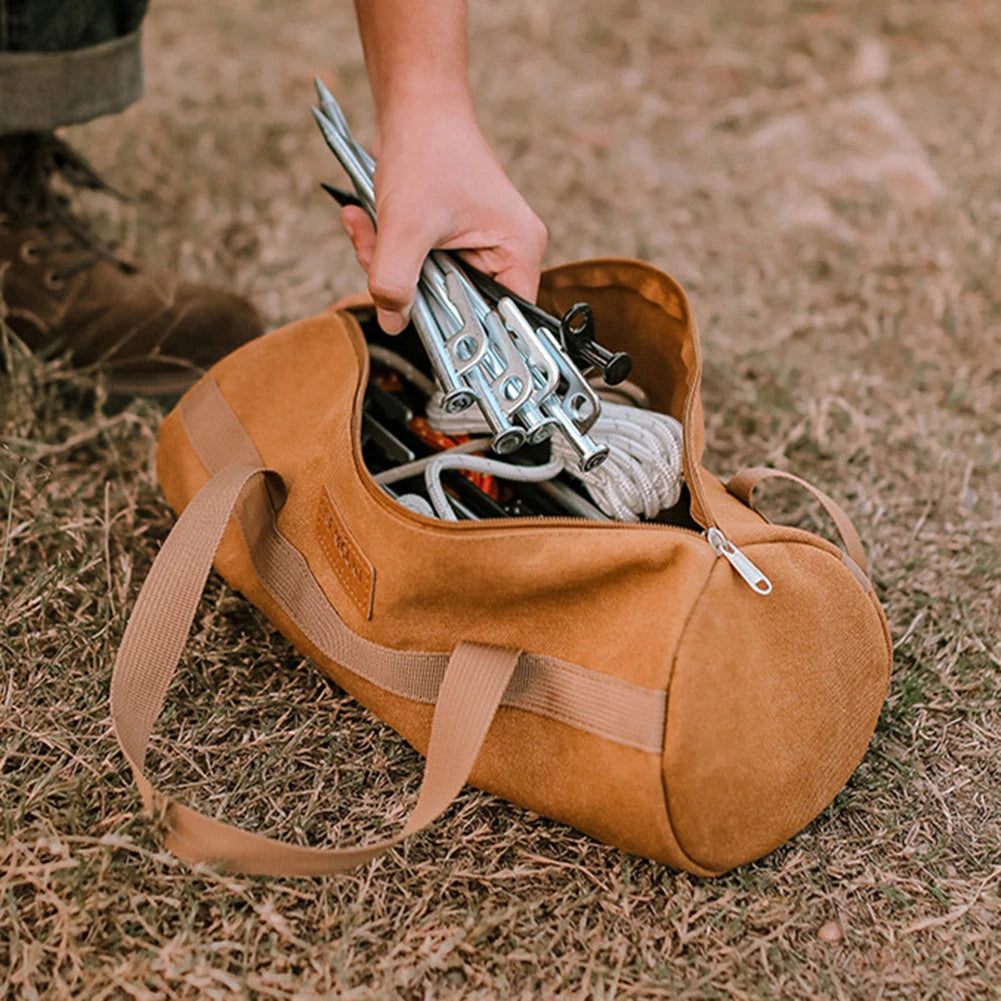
left=356, top=412, right=777, bottom=591
left=366, top=481, right=707, bottom=539
left=348, top=318, right=773, bottom=589
left=705, top=527, right=773, bottom=595
left=369, top=480, right=775, bottom=595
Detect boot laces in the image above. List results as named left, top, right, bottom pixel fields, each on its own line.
left=0, top=132, right=134, bottom=282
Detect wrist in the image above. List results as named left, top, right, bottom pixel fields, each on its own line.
left=376, top=81, right=476, bottom=137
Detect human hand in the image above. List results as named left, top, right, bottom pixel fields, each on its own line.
left=340, top=107, right=547, bottom=334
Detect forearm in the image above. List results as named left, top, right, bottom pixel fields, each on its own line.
left=353, top=0, right=475, bottom=137
left=346, top=0, right=546, bottom=327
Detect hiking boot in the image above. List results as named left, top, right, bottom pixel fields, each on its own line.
left=0, top=132, right=263, bottom=395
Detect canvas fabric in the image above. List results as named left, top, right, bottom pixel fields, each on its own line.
left=111, top=258, right=893, bottom=877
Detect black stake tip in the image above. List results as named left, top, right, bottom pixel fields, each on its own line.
left=320, top=182, right=363, bottom=209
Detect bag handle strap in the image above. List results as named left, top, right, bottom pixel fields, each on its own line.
left=110, top=462, right=521, bottom=876
left=726, top=466, right=869, bottom=574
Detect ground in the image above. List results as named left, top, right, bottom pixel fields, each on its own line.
left=2, top=0, right=1000, bottom=998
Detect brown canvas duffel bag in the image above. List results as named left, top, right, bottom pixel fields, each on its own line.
left=110, top=258, right=892, bottom=877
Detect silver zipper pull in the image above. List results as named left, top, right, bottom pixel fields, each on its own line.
left=705, top=527, right=773, bottom=595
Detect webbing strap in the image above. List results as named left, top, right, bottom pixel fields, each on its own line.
left=110, top=462, right=520, bottom=876
left=175, top=378, right=667, bottom=754
left=726, top=466, right=869, bottom=574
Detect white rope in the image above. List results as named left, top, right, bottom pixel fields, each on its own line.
left=369, top=349, right=684, bottom=522
left=373, top=438, right=491, bottom=486
left=554, top=402, right=684, bottom=521
left=587, top=375, right=650, bottom=409
left=423, top=453, right=563, bottom=521
left=395, top=493, right=437, bottom=518
left=424, top=397, right=683, bottom=522
left=374, top=438, right=560, bottom=520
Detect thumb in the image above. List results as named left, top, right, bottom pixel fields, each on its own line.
left=340, top=206, right=376, bottom=272
left=367, top=212, right=430, bottom=335
left=487, top=258, right=543, bottom=304
left=459, top=217, right=548, bottom=304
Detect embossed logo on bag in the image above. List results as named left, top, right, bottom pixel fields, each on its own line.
left=316, top=487, right=375, bottom=619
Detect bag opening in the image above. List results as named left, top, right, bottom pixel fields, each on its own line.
left=351, top=303, right=703, bottom=531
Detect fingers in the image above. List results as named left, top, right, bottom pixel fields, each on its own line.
left=342, top=203, right=428, bottom=335
left=485, top=241, right=545, bottom=302
left=508, top=213, right=549, bottom=301
left=344, top=205, right=412, bottom=334
left=343, top=194, right=547, bottom=331
left=340, top=206, right=375, bottom=271
left=459, top=214, right=548, bottom=303
left=366, top=210, right=429, bottom=335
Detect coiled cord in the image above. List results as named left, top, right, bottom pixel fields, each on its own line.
left=369, top=348, right=684, bottom=522
left=374, top=438, right=562, bottom=521
left=425, top=396, right=684, bottom=522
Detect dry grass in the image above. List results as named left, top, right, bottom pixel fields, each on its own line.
left=3, top=0, right=1001, bottom=997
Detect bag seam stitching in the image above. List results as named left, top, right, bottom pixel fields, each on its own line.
left=659, top=556, right=722, bottom=876
left=664, top=537, right=893, bottom=874
left=316, top=487, right=374, bottom=619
